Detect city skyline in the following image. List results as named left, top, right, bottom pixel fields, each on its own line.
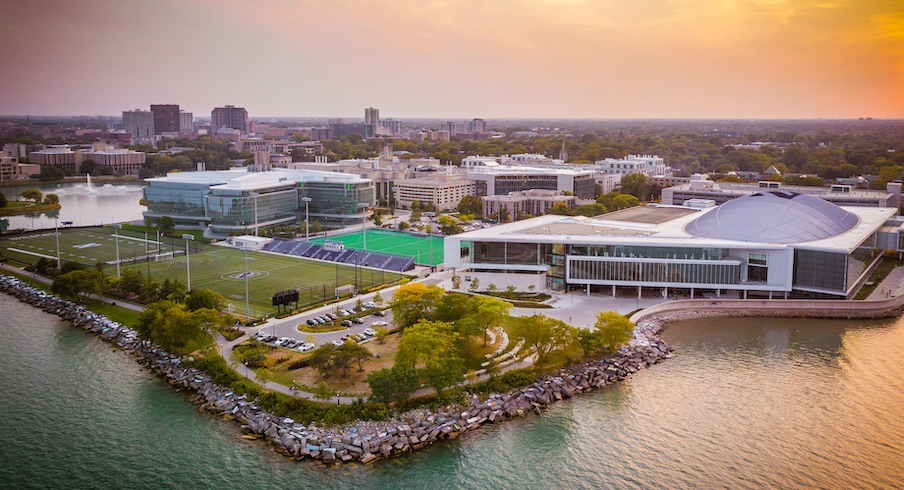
left=1, top=0, right=902, bottom=119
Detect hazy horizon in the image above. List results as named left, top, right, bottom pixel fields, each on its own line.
left=2, top=0, right=902, bottom=119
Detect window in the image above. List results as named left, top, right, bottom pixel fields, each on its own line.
left=747, top=252, right=768, bottom=283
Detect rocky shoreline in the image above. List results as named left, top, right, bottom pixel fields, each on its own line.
left=0, top=274, right=673, bottom=465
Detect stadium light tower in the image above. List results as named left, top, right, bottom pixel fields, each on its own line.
left=301, top=196, right=312, bottom=239
left=357, top=202, right=369, bottom=251
left=113, top=224, right=122, bottom=278
left=241, top=244, right=250, bottom=321
left=54, top=216, right=61, bottom=271
left=182, top=234, right=195, bottom=291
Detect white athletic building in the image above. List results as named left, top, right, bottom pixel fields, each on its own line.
left=445, top=191, right=897, bottom=299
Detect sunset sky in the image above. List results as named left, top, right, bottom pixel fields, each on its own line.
left=1, top=0, right=902, bottom=119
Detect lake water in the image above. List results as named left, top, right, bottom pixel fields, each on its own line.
left=1, top=294, right=902, bottom=489
left=0, top=181, right=146, bottom=231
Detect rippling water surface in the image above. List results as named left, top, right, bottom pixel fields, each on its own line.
left=1, top=295, right=902, bottom=489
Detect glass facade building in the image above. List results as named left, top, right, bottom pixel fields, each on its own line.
left=143, top=168, right=375, bottom=236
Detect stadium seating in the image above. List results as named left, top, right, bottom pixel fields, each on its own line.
left=258, top=238, right=415, bottom=272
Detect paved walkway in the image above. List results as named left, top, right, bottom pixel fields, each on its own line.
left=0, top=263, right=145, bottom=312
left=866, top=266, right=904, bottom=300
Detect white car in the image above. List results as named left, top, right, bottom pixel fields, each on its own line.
left=363, top=328, right=377, bottom=336
left=297, top=343, right=314, bottom=352
left=372, top=321, right=388, bottom=327
left=331, top=339, right=345, bottom=347
left=363, top=301, right=376, bottom=309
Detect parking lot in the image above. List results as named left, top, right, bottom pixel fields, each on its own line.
left=251, top=298, right=396, bottom=352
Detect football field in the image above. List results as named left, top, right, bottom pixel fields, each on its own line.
left=0, top=227, right=406, bottom=316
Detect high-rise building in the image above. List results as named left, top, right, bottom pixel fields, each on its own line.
left=122, top=109, right=154, bottom=144
left=364, top=107, right=381, bottom=137
left=150, top=104, right=180, bottom=134
left=211, top=105, right=248, bottom=135
left=382, top=118, right=402, bottom=136
left=468, top=118, right=487, bottom=134
left=179, top=111, right=193, bottom=134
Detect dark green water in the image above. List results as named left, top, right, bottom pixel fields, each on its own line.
left=2, top=294, right=903, bottom=489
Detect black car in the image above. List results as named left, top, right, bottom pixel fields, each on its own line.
left=351, top=318, right=364, bottom=324
left=373, top=310, right=386, bottom=317
left=306, top=319, right=317, bottom=326
left=340, top=320, right=353, bottom=327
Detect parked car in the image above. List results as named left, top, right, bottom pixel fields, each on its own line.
left=339, top=309, right=352, bottom=316
left=326, top=313, right=338, bottom=320
left=340, top=320, right=353, bottom=327
left=372, top=321, right=388, bottom=327
left=331, top=339, right=345, bottom=347
left=306, top=319, right=317, bottom=326
left=363, top=328, right=377, bottom=337
left=363, top=301, right=376, bottom=309
left=317, top=316, right=330, bottom=323
left=373, top=310, right=386, bottom=317
left=297, top=343, right=314, bottom=352
left=351, top=318, right=364, bottom=325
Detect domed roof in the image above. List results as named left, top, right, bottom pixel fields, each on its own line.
left=684, top=191, right=859, bottom=244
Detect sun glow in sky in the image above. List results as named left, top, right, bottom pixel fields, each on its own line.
left=0, top=0, right=901, bottom=118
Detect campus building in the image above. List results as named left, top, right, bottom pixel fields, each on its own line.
left=445, top=191, right=897, bottom=298
left=662, top=174, right=902, bottom=210
left=596, top=154, right=670, bottom=182
left=143, top=167, right=374, bottom=237
left=84, top=147, right=146, bottom=175
left=27, top=146, right=84, bottom=172
left=210, top=105, right=248, bottom=135
left=464, top=158, right=598, bottom=199
left=392, top=176, right=476, bottom=211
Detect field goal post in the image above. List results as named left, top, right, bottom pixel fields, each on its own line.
left=334, top=284, right=355, bottom=298
left=154, top=251, right=174, bottom=261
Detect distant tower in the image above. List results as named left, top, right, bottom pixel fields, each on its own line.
left=364, top=107, right=380, bottom=137
left=559, top=139, right=568, bottom=162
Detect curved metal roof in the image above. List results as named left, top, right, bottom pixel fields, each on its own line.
left=684, top=191, right=859, bottom=244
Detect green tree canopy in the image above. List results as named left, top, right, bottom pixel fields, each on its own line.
left=366, top=364, right=419, bottom=404
left=395, top=320, right=455, bottom=367
left=183, top=287, right=226, bottom=311
left=511, top=314, right=579, bottom=368
left=136, top=300, right=220, bottom=353
left=457, top=195, right=482, bottom=215
left=19, top=188, right=42, bottom=203
left=579, top=311, right=635, bottom=358
left=51, top=268, right=104, bottom=303
left=389, top=282, right=444, bottom=329
left=619, top=173, right=650, bottom=201
left=421, top=356, right=466, bottom=395
left=43, top=193, right=60, bottom=205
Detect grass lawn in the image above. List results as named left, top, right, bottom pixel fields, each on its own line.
left=1, top=227, right=407, bottom=317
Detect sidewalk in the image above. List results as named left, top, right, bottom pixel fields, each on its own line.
left=866, top=266, right=904, bottom=300
left=0, top=262, right=145, bottom=312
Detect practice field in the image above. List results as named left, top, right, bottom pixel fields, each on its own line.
left=1, top=227, right=406, bottom=317
left=312, top=229, right=444, bottom=266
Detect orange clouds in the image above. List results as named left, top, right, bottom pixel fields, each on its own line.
left=1, top=0, right=901, bottom=117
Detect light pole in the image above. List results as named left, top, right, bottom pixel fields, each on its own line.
left=113, top=224, right=122, bottom=278
left=182, top=233, right=195, bottom=291
left=54, top=216, right=61, bottom=271
left=242, top=245, right=250, bottom=321
left=391, top=186, right=399, bottom=229
left=357, top=202, right=369, bottom=251
left=301, top=196, right=312, bottom=239
left=251, top=191, right=259, bottom=237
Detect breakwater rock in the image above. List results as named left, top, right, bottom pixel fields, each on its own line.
left=0, top=274, right=672, bottom=465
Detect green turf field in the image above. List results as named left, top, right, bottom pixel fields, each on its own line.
left=313, top=229, right=444, bottom=266
left=1, top=227, right=406, bottom=317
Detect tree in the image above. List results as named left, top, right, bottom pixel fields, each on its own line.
left=309, top=220, right=323, bottom=234
left=410, top=201, right=422, bottom=221
left=581, top=311, right=635, bottom=357
left=38, top=166, right=66, bottom=182
left=470, top=295, right=512, bottom=347
left=0, top=191, right=6, bottom=208
left=421, top=357, right=466, bottom=395
left=312, top=381, right=337, bottom=402
left=156, top=216, right=175, bottom=236
left=340, top=341, right=372, bottom=372
left=135, top=300, right=220, bottom=353
left=373, top=291, right=384, bottom=306
left=457, top=195, right=482, bottom=215
left=398, top=221, right=411, bottom=230
left=389, top=282, right=444, bottom=329
left=366, top=364, right=419, bottom=404
left=468, top=277, right=480, bottom=292
left=395, top=320, right=455, bottom=367
left=51, top=268, right=105, bottom=303
left=511, top=314, right=578, bottom=367
left=451, top=275, right=461, bottom=290
left=612, top=194, right=639, bottom=210
left=374, top=326, right=389, bottom=344
left=116, top=267, right=146, bottom=296
left=308, top=344, right=338, bottom=378
left=438, top=215, right=463, bottom=235
left=43, top=193, right=60, bottom=205
left=498, top=207, right=511, bottom=223
left=34, top=257, right=58, bottom=276
left=183, top=287, right=226, bottom=311
left=620, top=173, right=649, bottom=200
left=19, top=188, right=42, bottom=203
left=79, top=159, right=100, bottom=176
left=486, top=283, right=498, bottom=293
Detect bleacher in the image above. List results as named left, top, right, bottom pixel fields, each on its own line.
left=258, top=238, right=415, bottom=272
